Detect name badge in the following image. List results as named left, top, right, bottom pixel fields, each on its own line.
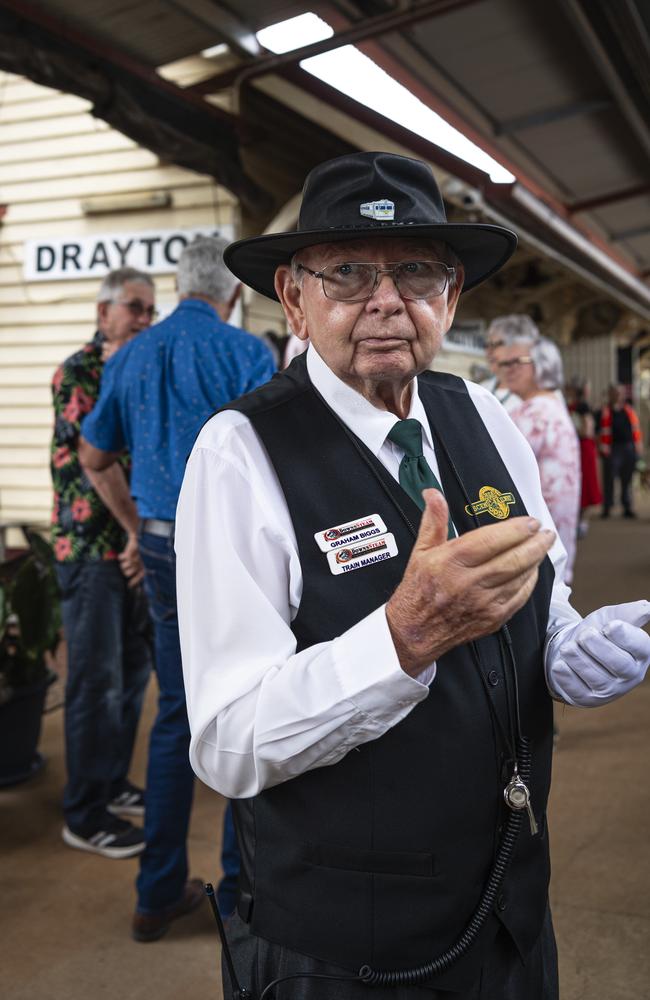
left=327, top=533, right=398, bottom=575
left=315, top=513, right=388, bottom=552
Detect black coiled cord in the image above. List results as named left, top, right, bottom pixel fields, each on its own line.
left=358, top=735, right=533, bottom=988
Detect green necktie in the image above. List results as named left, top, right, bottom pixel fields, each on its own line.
left=387, top=419, right=455, bottom=538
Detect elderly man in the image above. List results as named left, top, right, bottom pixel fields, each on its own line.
left=51, top=266, right=154, bottom=859
left=78, top=237, right=276, bottom=942
left=175, top=153, right=650, bottom=999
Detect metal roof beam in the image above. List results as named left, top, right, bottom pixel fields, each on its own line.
left=611, top=224, right=650, bottom=242
left=494, top=98, right=612, bottom=136
left=188, top=0, right=486, bottom=94
left=559, top=0, right=650, bottom=160
left=267, top=65, right=650, bottom=319
left=159, top=0, right=262, bottom=58
left=568, top=183, right=650, bottom=214
left=0, top=0, right=272, bottom=213
left=0, top=0, right=233, bottom=122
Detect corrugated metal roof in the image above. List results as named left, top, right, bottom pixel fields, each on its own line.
left=380, top=0, right=650, bottom=277
left=1, top=0, right=649, bottom=318
left=22, top=0, right=305, bottom=64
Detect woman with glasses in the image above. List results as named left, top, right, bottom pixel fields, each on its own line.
left=480, top=314, right=540, bottom=413
left=499, top=337, right=581, bottom=583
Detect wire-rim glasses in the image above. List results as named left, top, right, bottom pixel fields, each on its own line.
left=497, top=356, right=533, bottom=370
left=115, top=299, right=158, bottom=320
left=297, top=260, right=455, bottom=302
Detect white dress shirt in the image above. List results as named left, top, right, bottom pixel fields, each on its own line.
left=479, top=374, right=522, bottom=414
left=176, top=346, right=581, bottom=798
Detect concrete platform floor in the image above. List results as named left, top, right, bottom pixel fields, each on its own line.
left=1, top=497, right=649, bottom=1000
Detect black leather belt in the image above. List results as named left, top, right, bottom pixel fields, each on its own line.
left=139, top=518, right=174, bottom=538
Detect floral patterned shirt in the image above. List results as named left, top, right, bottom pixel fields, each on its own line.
left=50, top=331, right=130, bottom=562
left=510, top=393, right=581, bottom=584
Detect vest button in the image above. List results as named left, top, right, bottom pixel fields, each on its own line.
left=496, top=893, right=507, bottom=912
left=487, top=669, right=499, bottom=686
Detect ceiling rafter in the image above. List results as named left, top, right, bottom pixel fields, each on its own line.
left=188, top=0, right=485, bottom=95
left=568, top=183, right=650, bottom=215
left=0, top=0, right=648, bottom=317
left=0, top=0, right=272, bottom=213
left=559, top=0, right=650, bottom=160
left=611, top=224, right=650, bottom=242
left=159, top=0, right=262, bottom=58
left=494, top=98, right=612, bottom=136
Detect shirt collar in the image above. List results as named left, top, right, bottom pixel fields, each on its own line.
left=305, top=344, right=433, bottom=457
left=178, top=297, right=220, bottom=318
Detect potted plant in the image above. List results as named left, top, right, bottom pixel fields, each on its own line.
left=0, top=527, right=61, bottom=786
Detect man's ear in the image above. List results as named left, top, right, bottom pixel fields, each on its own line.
left=444, top=263, right=465, bottom=328
left=97, top=300, right=110, bottom=331
left=274, top=265, right=309, bottom=341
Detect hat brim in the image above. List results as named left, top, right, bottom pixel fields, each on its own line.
left=224, top=222, right=517, bottom=300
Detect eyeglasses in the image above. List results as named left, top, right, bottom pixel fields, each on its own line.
left=116, top=299, right=158, bottom=320
left=297, top=260, right=455, bottom=302
left=497, top=356, right=533, bottom=370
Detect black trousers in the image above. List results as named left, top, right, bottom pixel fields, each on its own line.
left=602, top=443, right=637, bottom=513
left=221, top=906, right=559, bottom=1000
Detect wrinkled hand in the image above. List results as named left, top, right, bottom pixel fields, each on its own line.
left=386, top=489, right=555, bottom=678
left=549, top=601, right=650, bottom=706
left=118, top=532, right=145, bottom=587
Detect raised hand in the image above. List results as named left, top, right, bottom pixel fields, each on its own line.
left=386, top=488, right=555, bottom=678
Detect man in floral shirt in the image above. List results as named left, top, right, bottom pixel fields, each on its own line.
left=51, top=266, right=155, bottom=859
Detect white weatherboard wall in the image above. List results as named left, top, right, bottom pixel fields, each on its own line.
left=560, top=335, right=616, bottom=409
left=0, top=71, right=239, bottom=542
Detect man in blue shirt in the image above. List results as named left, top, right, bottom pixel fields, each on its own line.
left=79, top=236, right=276, bottom=941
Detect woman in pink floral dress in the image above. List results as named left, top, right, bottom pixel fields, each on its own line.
left=498, top=337, right=581, bottom=583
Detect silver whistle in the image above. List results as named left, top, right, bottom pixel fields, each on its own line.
left=504, top=774, right=539, bottom=836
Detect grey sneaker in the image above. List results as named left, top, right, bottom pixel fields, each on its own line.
left=108, top=782, right=145, bottom=818
left=62, top=818, right=145, bottom=859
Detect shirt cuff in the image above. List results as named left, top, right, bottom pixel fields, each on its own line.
left=544, top=621, right=579, bottom=700
left=330, top=605, right=431, bottom=724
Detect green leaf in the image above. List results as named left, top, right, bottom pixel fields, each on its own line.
left=25, top=527, right=55, bottom=568
left=0, top=586, right=6, bottom=643
left=0, top=550, right=30, bottom=587
left=0, top=532, right=61, bottom=686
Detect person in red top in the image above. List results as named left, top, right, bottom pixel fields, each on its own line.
left=599, top=384, right=643, bottom=518
left=566, top=378, right=602, bottom=535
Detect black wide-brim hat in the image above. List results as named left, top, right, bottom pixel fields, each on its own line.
left=224, top=151, right=517, bottom=300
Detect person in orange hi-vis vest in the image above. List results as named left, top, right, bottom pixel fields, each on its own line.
left=599, top=384, right=643, bottom=518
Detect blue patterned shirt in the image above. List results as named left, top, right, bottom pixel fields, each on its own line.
left=81, top=298, right=276, bottom=518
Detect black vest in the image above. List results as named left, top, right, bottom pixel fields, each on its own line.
left=226, top=355, right=554, bottom=991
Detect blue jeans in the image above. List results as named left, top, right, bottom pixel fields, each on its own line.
left=602, top=442, right=637, bottom=513
left=136, top=530, right=240, bottom=913
left=56, top=560, right=152, bottom=834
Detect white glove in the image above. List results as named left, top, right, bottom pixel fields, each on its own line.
left=547, top=600, right=650, bottom=707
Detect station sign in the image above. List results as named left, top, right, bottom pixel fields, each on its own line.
left=23, top=225, right=235, bottom=281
